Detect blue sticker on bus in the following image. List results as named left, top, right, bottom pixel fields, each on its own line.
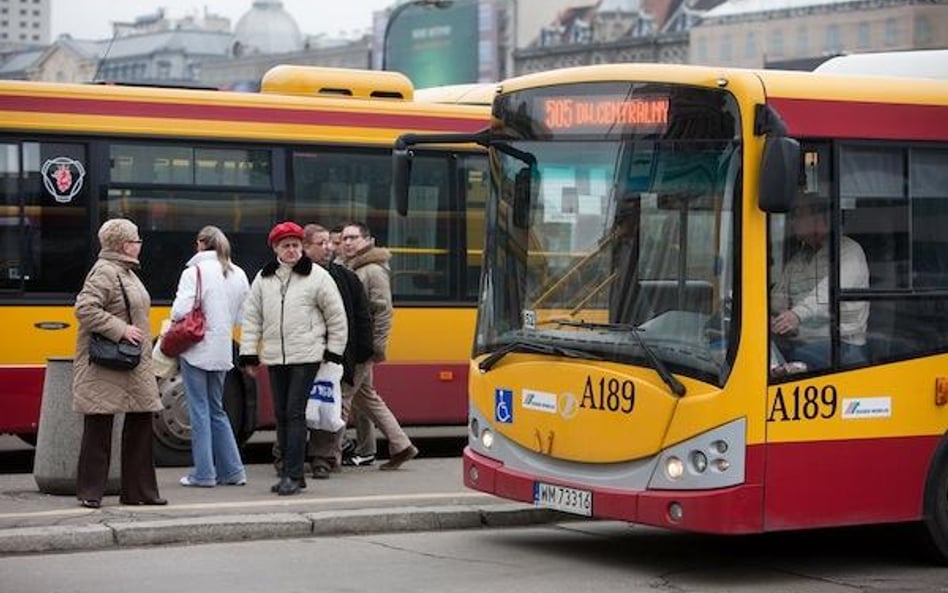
left=495, top=388, right=513, bottom=423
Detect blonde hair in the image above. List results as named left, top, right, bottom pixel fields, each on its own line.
left=197, top=225, right=234, bottom=276
left=97, top=218, right=139, bottom=251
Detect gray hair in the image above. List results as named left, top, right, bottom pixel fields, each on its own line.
left=97, top=218, right=139, bottom=252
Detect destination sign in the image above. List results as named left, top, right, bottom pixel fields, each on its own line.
left=539, top=95, right=670, bottom=134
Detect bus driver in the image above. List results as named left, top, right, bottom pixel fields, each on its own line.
left=770, top=196, right=870, bottom=371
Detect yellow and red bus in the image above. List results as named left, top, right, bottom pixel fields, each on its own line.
left=395, top=63, right=948, bottom=559
left=0, top=65, right=491, bottom=465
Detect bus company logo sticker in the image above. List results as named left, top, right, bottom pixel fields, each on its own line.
left=41, top=157, right=85, bottom=203
left=841, top=397, right=891, bottom=419
left=559, top=392, right=579, bottom=420
left=522, top=309, right=536, bottom=329
left=495, top=388, right=513, bottom=423
left=522, top=389, right=557, bottom=414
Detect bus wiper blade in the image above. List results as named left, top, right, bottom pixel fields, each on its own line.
left=478, top=340, right=597, bottom=372
left=551, top=319, right=686, bottom=397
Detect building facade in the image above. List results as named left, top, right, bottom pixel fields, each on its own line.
left=0, top=0, right=50, bottom=49
left=690, top=0, right=948, bottom=69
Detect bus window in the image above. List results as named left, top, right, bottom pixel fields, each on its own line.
left=844, top=145, right=948, bottom=361
left=463, top=155, right=489, bottom=300
left=21, top=142, right=91, bottom=295
left=0, top=143, right=20, bottom=291
left=105, top=188, right=277, bottom=300
left=292, top=149, right=463, bottom=301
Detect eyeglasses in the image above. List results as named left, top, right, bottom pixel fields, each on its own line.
left=127, top=239, right=142, bottom=244
left=340, top=235, right=363, bottom=242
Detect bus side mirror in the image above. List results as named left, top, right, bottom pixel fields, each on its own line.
left=759, top=136, right=800, bottom=213
left=392, top=148, right=414, bottom=216
left=513, top=167, right=534, bottom=229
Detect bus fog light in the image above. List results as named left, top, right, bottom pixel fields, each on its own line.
left=469, top=466, right=479, bottom=483
left=712, top=458, right=730, bottom=472
left=481, top=429, right=494, bottom=449
left=690, top=451, right=708, bottom=473
left=665, top=456, right=684, bottom=480
left=668, top=502, right=683, bottom=522
left=710, top=439, right=728, bottom=454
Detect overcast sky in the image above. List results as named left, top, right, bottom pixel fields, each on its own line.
left=51, top=0, right=395, bottom=40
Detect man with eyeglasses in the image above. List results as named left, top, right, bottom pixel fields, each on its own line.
left=338, top=222, right=418, bottom=470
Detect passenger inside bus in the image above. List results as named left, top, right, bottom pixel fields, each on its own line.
left=770, top=195, right=870, bottom=371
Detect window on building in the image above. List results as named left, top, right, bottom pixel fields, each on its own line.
left=825, top=24, right=841, bottom=54
left=857, top=21, right=870, bottom=49
left=720, top=33, right=733, bottom=62
left=885, top=17, right=899, bottom=46
left=915, top=16, right=931, bottom=45
left=769, top=29, right=784, bottom=58
left=797, top=26, right=808, bottom=55
left=744, top=31, right=756, bottom=59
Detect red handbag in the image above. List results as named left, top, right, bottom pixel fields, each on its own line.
left=160, top=266, right=206, bottom=357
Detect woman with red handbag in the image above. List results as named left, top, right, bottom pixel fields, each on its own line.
left=238, top=221, right=348, bottom=496
left=172, top=226, right=250, bottom=488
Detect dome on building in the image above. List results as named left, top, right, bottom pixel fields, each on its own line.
left=234, top=0, right=303, bottom=55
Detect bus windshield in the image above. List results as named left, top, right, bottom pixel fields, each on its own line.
left=475, top=82, right=741, bottom=385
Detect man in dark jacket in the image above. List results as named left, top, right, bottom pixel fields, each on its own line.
left=303, top=224, right=374, bottom=478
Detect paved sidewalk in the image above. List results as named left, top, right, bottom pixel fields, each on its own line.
left=0, top=458, right=565, bottom=555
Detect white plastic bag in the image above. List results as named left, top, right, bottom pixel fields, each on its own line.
left=152, top=319, right=179, bottom=380
left=305, top=362, right=344, bottom=432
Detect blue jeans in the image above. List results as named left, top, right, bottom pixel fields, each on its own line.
left=790, top=340, right=868, bottom=371
left=180, top=358, right=246, bottom=485
left=268, top=363, right=319, bottom=481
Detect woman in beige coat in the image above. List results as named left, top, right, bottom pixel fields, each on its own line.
left=73, top=218, right=165, bottom=508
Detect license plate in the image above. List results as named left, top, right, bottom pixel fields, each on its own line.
left=533, top=482, right=592, bottom=516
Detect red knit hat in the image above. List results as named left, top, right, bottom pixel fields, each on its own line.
left=267, top=221, right=304, bottom=247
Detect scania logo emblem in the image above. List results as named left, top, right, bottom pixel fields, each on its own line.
left=41, top=156, right=85, bottom=204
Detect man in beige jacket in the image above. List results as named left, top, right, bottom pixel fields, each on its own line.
left=339, top=222, right=418, bottom=470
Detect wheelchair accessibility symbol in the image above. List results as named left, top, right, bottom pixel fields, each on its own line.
left=495, top=388, right=513, bottom=423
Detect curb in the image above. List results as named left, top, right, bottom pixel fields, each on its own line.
left=0, top=503, right=570, bottom=555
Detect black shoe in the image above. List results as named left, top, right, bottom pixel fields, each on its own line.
left=276, top=476, right=303, bottom=496
left=271, top=476, right=306, bottom=492
left=79, top=498, right=101, bottom=509
left=380, top=445, right=419, bottom=471
left=312, top=466, right=331, bottom=480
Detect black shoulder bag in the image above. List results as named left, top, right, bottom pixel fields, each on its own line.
left=88, top=276, right=142, bottom=371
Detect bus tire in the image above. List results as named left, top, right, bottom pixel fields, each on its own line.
left=152, top=366, right=255, bottom=467
left=152, top=371, right=192, bottom=467
left=921, top=439, right=948, bottom=565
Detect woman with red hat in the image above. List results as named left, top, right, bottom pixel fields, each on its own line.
left=239, top=221, right=348, bottom=495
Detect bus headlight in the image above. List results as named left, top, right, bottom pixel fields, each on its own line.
left=481, top=428, right=494, bottom=449
left=665, top=456, right=684, bottom=480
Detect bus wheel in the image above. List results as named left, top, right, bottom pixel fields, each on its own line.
left=152, top=372, right=192, bottom=467
left=922, top=452, right=948, bottom=564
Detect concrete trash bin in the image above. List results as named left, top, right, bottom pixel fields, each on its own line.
left=33, top=357, right=123, bottom=495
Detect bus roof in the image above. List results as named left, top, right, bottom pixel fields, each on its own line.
left=814, top=50, right=948, bottom=80
left=0, top=70, right=489, bottom=144
left=414, top=83, right=498, bottom=106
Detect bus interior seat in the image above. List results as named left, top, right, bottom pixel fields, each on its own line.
left=632, top=279, right=713, bottom=324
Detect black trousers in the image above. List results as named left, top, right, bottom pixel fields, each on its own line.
left=268, top=363, right=319, bottom=481
left=76, top=412, right=161, bottom=503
